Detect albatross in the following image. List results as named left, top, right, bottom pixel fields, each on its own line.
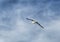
left=26, top=18, right=44, bottom=29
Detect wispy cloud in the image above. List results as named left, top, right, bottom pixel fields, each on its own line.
left=0, top=0, right=60, bottom=42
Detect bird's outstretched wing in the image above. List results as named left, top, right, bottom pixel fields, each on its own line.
left=26, top=18, right=34, bottom=21
left=36, top=22, right=44, bottom=29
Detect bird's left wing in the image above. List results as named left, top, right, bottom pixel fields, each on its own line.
left=26, top=18, right=34, bottom=21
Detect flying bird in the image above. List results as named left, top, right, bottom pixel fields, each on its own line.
left=26, top=18, right=44, bottom=29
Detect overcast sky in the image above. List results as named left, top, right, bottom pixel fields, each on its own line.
left=0, top=0, right=60, bottom=42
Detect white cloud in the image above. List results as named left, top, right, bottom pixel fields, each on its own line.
left=0, top=0, right=60, bottom=42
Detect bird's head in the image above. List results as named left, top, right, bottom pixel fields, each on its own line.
left=32, top=21, right=36, bottom=24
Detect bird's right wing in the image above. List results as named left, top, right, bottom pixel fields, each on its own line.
left=36, top=22, right=44, bottom=29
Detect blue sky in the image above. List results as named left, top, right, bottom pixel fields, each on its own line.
left=0, top=0, right=60, bottom=42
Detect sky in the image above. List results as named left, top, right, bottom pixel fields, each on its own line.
left=0, top=0, right=60, bottom=42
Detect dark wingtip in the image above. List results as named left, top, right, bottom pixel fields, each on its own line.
left=40, top=26, right=44, bottom=29
left=26, top=18, right=28, bottom=19
left=40, top=25, right=44, bottom=29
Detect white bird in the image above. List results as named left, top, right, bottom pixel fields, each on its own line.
left=26, top=18, right=44, bottom=29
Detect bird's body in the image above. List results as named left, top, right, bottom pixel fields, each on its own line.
left=26, top=18, right=44, bottom=29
